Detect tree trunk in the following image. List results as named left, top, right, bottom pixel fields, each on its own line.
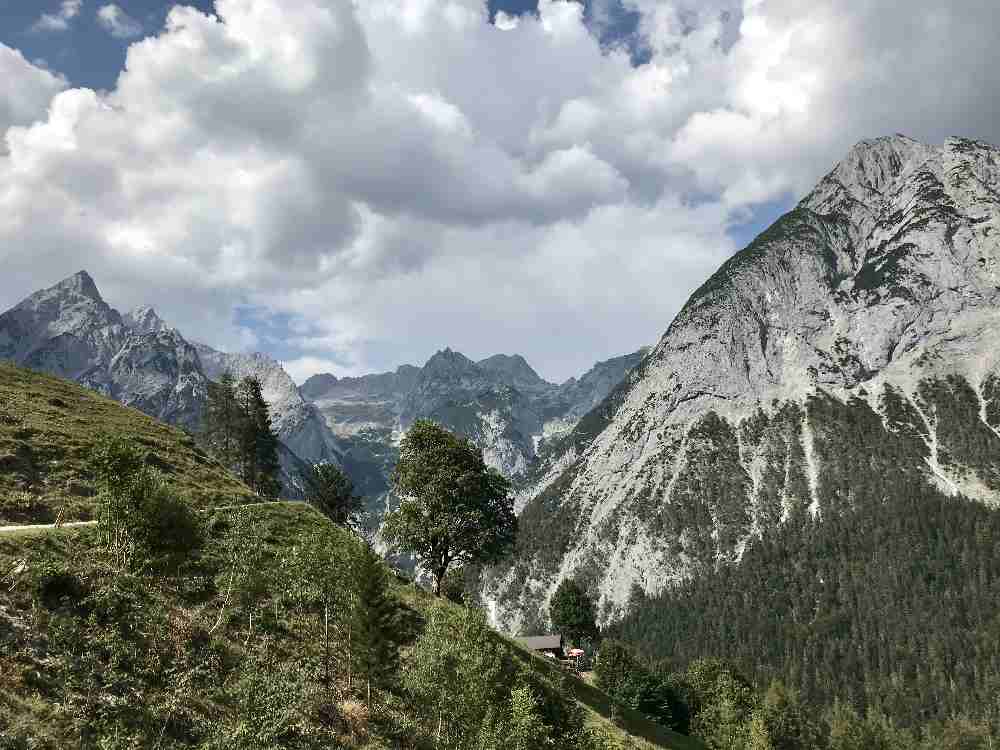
left=347, top=622, right=352, bottom=691
left=323, top=601, right=330, bottom=687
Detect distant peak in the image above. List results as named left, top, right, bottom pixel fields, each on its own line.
left=422, top=348, right=479, bottom=375
left=477, top=353, right=546, bottom=386
left=54, top=270, right=103, bottom=302
left=124, top=305, right=169, bottom=334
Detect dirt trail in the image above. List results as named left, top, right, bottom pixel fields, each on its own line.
left=0, top=500, right=300, bottom=536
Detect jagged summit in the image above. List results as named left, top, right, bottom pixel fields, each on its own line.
left=124, top=305, right=170, bottom=335
left=53, top=269, right=103, bottom=302
left=477, top=353, right=548, bottom=389
left=420, top=348, right=483, bottom=380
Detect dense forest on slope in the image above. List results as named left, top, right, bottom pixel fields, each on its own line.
left=613, top=484, right=1000, bottom=732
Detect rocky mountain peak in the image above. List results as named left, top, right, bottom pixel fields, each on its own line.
left=483, top=135, right=1000, bottom=633
left=477, top=353, right=548, bottom=390
left=54, top=269, right=103, bottom=302
left=124, top=305, right=170, bottom=335
left=420, top=348, right=483, bottom=381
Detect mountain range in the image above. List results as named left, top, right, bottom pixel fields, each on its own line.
left=0, top=270, right=644, bottom=520
left=480, top=134, right=1000, bottom=632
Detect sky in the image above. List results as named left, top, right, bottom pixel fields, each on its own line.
left=2, top=1, right=999, bottom=384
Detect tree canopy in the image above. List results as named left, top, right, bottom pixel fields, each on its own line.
left=300, top=461, right=363, bottom=525
left=549, top=578, right=599, bottom=645
left=383, top=419, right=516, bottom=596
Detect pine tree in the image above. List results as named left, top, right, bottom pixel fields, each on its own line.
left=235, top=376, right=280, bottom=497
left=203, top=371, right=243, bottom=470
left=350, top=542, right=400, bottom=708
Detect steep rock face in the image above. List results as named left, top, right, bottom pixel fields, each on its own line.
left=97, top=329, right=209, bottom=430
left=0, top=274, right=331, bottom=498
left=483, top=135, right=1000, bottom=632
left=0, top=271, right=127, bottom=378
left=301, top=347, right=646, bottom=528
left=0, top=273, right=208, bottom=428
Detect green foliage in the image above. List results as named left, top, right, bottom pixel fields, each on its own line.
left=439, top=566, right=468, bottom=604
left=90, top=434, right=204, bottom=571
left=550, top=578, right=599, bottom=645
left=384, top=419, right=516, bottom=595
left=594, top=640, right=682, bottom=733
left=299, top=461, right=362, bottom=525
left=235, top=376, right=281, bottom=498
left=748, top=681, right=826, bottom=750
left=351, top=542, right=401, bottom=706
left=667, top=412, right=751, bottom=566
left=220, top=651, right=311, bottom=750
left=89, top=433, right=146, bottom=491
left=203, top=371, right=242, bottom=470
left=614, top=479, right=1000, bottom=737
left=403, top=604, right=599, bottom=750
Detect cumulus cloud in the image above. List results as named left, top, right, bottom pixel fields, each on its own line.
left=96, top=4, right=143, bottom=39
left=31, top=0, right=83, bottom=32
left=0, top=46, right=67, bottom=140
left=3, top=0, right=1000, bottom=381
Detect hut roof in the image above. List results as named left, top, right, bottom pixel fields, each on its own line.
left=517, top=635, right=564, bottom=651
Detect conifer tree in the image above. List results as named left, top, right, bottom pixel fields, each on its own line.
left=350, top=542, right=400, bottom=708
left=203, top=371, right=243, bottom=469
left=235, top=375, right=280, bottom=497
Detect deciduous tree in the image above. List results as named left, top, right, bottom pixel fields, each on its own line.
left=384, top=419, right=516, bottom=596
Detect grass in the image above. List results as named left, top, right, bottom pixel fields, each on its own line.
left=0, top=362, right=253, bottom=524
left=0, top=501, right=702, bottom=749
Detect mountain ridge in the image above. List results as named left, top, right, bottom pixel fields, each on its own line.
left=482, top=134, right=1000, bottom=633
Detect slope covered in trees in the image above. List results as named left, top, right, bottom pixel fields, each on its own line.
left=613, top=484, right=1000, bottom=741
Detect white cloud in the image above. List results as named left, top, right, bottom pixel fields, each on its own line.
left=31, top=0, right=83, bottom=32
left=3, top=0, right=1000, bottom=381
left=97, top=4, right=144, bottom=39
left=0, top=46, right=67, bottom=142
left=494, top=11, right=519, bottom=31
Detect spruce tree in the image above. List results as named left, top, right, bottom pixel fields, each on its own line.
left=235, top=375, right=280, bottom=497
left=350, top=542, right=399, bottom=707
left=203, top=371, right=242, bottom=469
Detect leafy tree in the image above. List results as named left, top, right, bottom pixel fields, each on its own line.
left=89, top=434, right=202, bottom=571
left=384, top=419, right=516, bottom=596
left=404, top=605, right=512, bottom=747
left=300, top=461, right=363, bottom=525
left=210, top=508, right=268, bottom=641
left=549, top=578, right=599, bottom=645
left=403, top=604, right=594, bottom=749
left=594, top=639, right=678, bottom=730
left=350, top=542, right=401, bottom=707
left=279, top=521, right=351, bottom=688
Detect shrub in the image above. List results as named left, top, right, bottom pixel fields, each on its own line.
left=33, top=560, right=87, bottom=610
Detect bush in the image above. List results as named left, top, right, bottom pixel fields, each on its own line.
left=34, top=560, right=87, bottom=609
left=135, top=485, right=204, bottom=568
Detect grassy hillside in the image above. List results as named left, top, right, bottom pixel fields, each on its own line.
left=0, top=362, right=252, bottom=524
left=0, top=501, right=699, bottom=749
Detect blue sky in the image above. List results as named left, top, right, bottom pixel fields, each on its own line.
left=3, top=1, right=648, bottom=89
left=2, top=0, right=995, bottom=382
left=1, top=1, right=213, bottom=90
